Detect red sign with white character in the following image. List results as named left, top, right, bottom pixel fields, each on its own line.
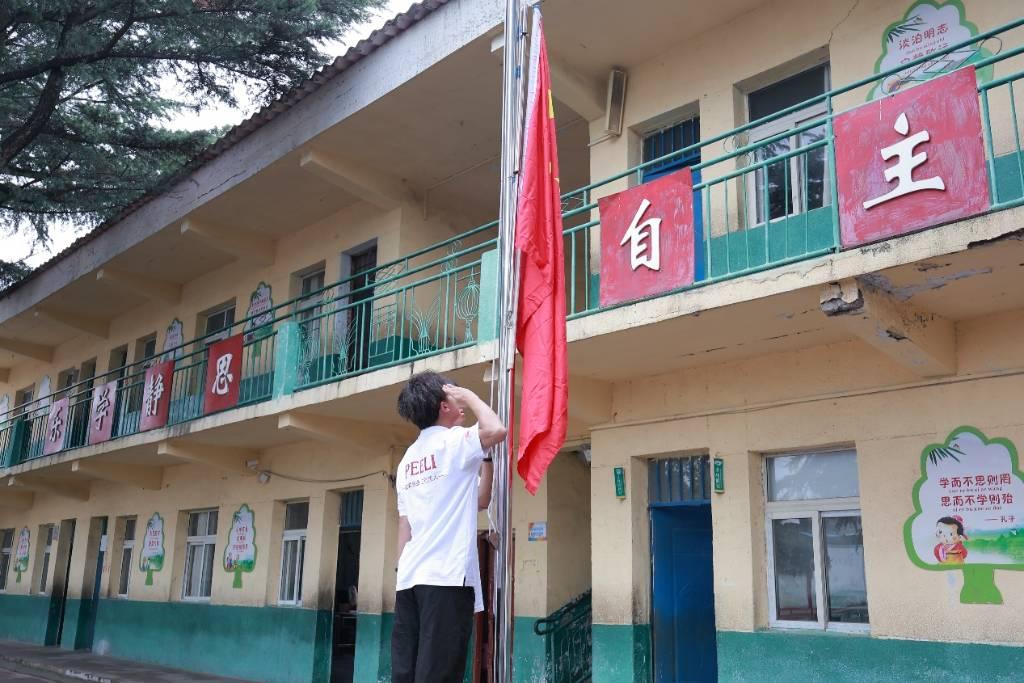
left=139, top=361, right=174, bottom=432
left=43, top=397, right=70, bottom=456
left=834, top=66, right=989, bottom=248
left=204, top=334, right=244, bottom=415
left=87, top=380, right=118, bottom=445
left=598, top=168, right=696, bottom=308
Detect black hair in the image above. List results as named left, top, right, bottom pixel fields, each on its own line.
left=397, top=371, right=455, bottom=430
left=937, top=516, right=964, bottom=536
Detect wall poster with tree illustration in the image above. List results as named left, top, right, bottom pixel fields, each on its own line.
left=905, top=426, right=1024, bottom=604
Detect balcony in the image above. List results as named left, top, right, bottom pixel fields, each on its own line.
left=2, top=18, right=1023, bottom=471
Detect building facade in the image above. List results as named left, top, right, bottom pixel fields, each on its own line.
left=2, top=0, right=1024, bottom=681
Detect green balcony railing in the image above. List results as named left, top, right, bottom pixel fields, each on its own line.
left=1, top=17, right=1023, bottom=468
left=561, top=16, right=1024, bottom=318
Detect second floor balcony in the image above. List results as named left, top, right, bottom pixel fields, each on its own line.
left=1, top=7, right=1024, bottom=478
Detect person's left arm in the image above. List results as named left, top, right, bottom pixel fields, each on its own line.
left=478, top=459, right=494, bottom=510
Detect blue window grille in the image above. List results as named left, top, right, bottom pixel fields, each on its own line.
left=642, top=118, right=706, bottom=281
left=340, top=490, right=364, bottom=530
left=648, top=455, right=711, bottom=505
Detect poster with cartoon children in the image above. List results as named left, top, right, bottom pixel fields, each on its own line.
left=905, top=427, right=1024, bottom=604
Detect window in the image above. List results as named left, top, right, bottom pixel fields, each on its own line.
left=279, top=502, right=309, bottom=605
left=56, top=367, right=79, bottom=399
left=747, top=64, right=831, bottom=224
left=765, top=449, right=868, bottom=631
left=202, top=303, right=236, bottom=345
left=39, top=524, right=56, bottom=595
left=182, top=510, right=218, bottom=600
left=0, top=529, right=12, bottom=591
left=108, top=345, right=129, bottom=379
left=300, top=269, right=326, bottom=312
left=641, top=118, right=705, bottom=280
left=14, top=386, right=33, bottom=416
left=134, top=335, right=158, bottom=367
left=117, top=518, right=136, bottom=598
left=641, top=117, right=700, bottom=181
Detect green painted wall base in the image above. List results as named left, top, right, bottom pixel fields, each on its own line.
left=351, top=612, right=545, bottom=683
left=353, top=612, right=392, bottom=683
left=90, top=599, right=332, bottom=683
left=592, top=623, right=651, bottom=683
left=0, top=593, right=51, bottom=645
left=718, top=630, right=1024, bottom=683
left=513, top=617, right=546, bottom=683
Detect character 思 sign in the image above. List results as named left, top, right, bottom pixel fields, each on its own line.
left=834, top=67, right=988, bottom=247
left=599, top=168, right=696, bottom=308
left=204, top=333, right=244, bottom=415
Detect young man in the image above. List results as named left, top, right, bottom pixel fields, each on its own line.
left=392, top=371, right=505, bottom=683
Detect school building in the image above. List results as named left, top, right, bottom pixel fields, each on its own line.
left=2, top=0, right=1024, bottom=681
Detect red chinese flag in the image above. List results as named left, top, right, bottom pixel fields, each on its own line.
left=514, top=11, right=568, bottom=495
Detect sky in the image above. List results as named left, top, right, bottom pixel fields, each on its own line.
left=3, top=0, right=416, bottom=268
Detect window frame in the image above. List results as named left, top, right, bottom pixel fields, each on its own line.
left=278, top=501, right=309, bottom=606
left=14, top=387, right=33, bottom=416
left=278, top=529, right=307, bottom=606
left=202, top=303, right=236, bottom=346
left=763, top=448, right=868, bottom=634
left=135, top=334, right=158, bottom=368
left=0, top=528, right=13, bottom=592
left=38, top=524, right=55, bottom=595
left=746, top=64, right=832, bottom=224
left=181, top=510, right=218, bottom=602
left=117, top=517, right=137, bottom=599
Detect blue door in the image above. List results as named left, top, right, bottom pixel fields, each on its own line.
left=651, top=504, right=717, bottom=682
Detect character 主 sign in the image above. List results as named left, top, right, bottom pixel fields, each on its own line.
left=834, top=67, right=988, bottom=248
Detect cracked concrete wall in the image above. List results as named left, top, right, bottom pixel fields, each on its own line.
left=590, top=307, right=1024, bottom=645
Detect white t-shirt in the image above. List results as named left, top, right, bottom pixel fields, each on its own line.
left=396, top=423, right=485, bottom=613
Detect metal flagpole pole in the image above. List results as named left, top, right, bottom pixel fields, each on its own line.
left=492, top=0, right=527, bottom=680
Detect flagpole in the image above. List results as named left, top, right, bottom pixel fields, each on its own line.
left=493, top=0, right=526, bottom=680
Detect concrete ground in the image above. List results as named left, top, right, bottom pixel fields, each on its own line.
left=0, top=642, right=254, bottom=683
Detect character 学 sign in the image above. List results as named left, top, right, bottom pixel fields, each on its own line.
left=904, top=427, right=1024, bottom=604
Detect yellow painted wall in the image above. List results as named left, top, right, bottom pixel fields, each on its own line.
left=0, top=439, right=397, bottom=617
left=590, top=307, right=1024, bottom=647
left=587, top=0, right=1024, bottom=246
left=0, top=198, right=435, bottom=413
left=545, top=452, right=592, bottom=612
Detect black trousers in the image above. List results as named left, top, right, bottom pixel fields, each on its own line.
left=392, top=584, right=475, bottom=683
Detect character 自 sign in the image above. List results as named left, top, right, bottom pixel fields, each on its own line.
left=598, top=168, right=696, bottom=308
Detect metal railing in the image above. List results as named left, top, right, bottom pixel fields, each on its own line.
left=0, top=224, right=496, bottom=466
left=2, top=18, right=1023, bottom=468
left=291, top=232, right=495, bottom=391
left=560, top=17, right=1024, bottom=318
left=534, top=591, right=592, bottom=683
